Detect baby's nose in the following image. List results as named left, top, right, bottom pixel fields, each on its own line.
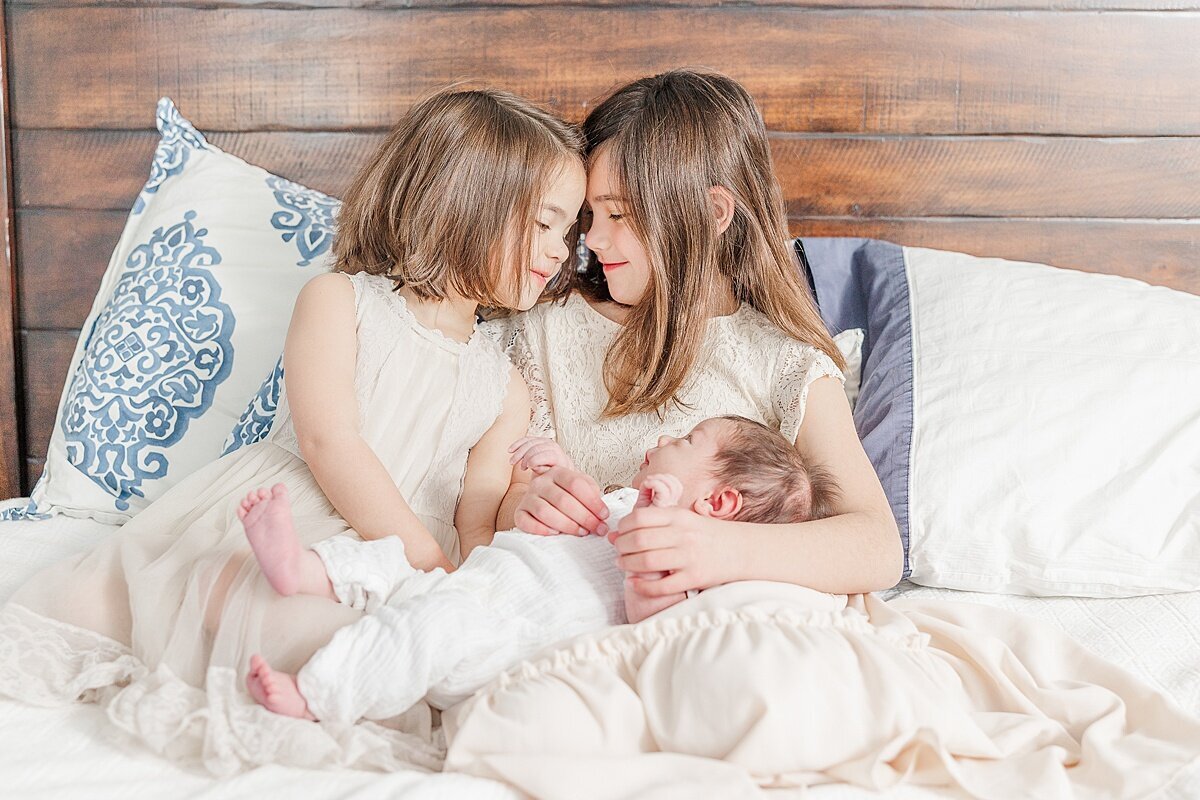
left=656, top=435, right=672, bottom=448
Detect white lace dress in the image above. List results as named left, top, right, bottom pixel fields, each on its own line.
left=481, top=293, right=843, bottom=489
left=0, top=272, right=513, bottom=775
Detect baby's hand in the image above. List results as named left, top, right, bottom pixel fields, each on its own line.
left=636, top=473, right=684, bottom=509
left=508, top=436, right=575, bottom=475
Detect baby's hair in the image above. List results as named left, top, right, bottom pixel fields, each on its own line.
left=711, top=415, right=839, bottom=525
left=334, top=87, right=582, bottom=308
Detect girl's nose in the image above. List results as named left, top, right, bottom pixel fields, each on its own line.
left=585, top=220, right=610, bottom=253
left=547, top=235, right=568, bottom=264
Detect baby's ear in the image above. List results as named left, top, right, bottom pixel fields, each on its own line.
left=695, top=487, right=743, bottom=520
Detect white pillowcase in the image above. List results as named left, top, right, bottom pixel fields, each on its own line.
left=832, top=328, right=864, bottom=410
left=28, top=99, right=337, bottom=523
left=904, top=247, right=1200, bottom=596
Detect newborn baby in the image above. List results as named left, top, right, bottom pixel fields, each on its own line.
left=238, top=415, right=837, bottom=723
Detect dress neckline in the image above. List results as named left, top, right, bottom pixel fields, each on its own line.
left=574, top=293, right=746, bottom=330
left=369, top=274, right=479, bottom=353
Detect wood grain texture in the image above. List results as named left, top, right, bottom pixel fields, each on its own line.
left=20, top=329, right=74, bottom=462
left=10, top=6, right=1200, bottom=134
left=0, top=10, right=22, bottom=501
left=13, top=0, right=1200, bottom=10
left=15, top=209, right=122, bottom=329
left=15, top=130, right=1200, bottom=217
left=789, top=217, right=1200, bottom=294
left=24, top=457, right=43, bottom=494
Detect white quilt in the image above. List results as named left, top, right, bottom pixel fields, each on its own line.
left=3, top=507, right=1199, bottom=799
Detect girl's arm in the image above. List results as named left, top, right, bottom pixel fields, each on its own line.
left=455, top=368, right=533, bottom=558
left=284, top=273, right=453, bottom=573
left=615, top=378, right=903, bottom=595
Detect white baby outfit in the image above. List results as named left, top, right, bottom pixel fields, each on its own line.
left=300, top=489, right=639, bottom=722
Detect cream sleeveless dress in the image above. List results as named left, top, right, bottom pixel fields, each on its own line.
left=0, top=271, right=513, bottom=774
left=481, top=293, right=843, bottom=487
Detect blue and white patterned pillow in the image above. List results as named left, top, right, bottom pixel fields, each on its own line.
left=26, top=99, right=340, bottom=523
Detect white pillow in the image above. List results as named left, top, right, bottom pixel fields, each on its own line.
left=904, top=247, right=1200, bottom=596
left=27, top=99, right=338, bottom=523
left=832, top=328, right=864, bottom=410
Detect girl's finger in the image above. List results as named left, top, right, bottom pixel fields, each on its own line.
left=630, top=571, right=694, bottom=597
left=609, top=526, right=676, bottom=555
left=618, top=549, right=683, bottom=575
left=552, top=470, right=608, bottom=524
left=514, top=510, right=557, bottom=537
left=614, top=505, right=673, bottom=534
left=536, top=484, right=605, bottom=534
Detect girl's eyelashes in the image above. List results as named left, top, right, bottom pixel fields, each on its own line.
left=536, top=221, right=551, bottom=232
left=609, top=213, right=624, bottom=222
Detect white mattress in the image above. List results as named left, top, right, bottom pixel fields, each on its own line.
left=2, top=505, right=1198, bottom=799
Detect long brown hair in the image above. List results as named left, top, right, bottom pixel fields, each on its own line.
left=579, top=69, right=844, bottom=417
left=335, top=87, right=582, bottom=307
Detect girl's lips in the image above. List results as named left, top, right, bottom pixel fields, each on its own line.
left=601, top=261, right=628, bottom=271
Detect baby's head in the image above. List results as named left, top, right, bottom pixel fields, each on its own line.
left=632, top=416, right=838, bottom=524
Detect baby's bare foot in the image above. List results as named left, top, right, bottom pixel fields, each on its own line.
left=238, top=484, right=303, bottom=596
left=246, top=654, right=314, bottom=720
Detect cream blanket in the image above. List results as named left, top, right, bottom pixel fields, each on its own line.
left=443, top=582, right=1200, bottom=799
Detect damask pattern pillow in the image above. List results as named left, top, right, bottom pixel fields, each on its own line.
left=22, top=99, right=339, bottom=524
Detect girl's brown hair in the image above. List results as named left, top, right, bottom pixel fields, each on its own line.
left=579, top=69, right=844, bottom=417
left=334, top=88, right=582, bottom=307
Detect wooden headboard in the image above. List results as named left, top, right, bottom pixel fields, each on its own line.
left=2, top=0, right=1198, bottom=498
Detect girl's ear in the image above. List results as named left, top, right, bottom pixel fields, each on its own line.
left=709, top=186, right=737, bottom=235
left=694, top=487, right=743, bottom=520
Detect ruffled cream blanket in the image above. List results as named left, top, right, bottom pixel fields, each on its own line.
left=442, top=582, right=1200, bottom=799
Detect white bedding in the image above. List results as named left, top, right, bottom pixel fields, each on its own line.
left=2, top=506, right=1197, bottom=799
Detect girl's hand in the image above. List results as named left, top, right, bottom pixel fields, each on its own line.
left=508, top=436, right=575, bottom=475
left=609, top=505, right=738, bottom=596
left=514, top=466, right=608, bottom=537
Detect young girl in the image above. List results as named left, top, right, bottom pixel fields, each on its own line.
left=0, top=88, right=586, bottom=770
left=489, top=69, right=903, bottom=596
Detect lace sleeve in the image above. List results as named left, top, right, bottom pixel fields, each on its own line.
left=480, top=317, right=555, bottom=438
left=774, top=341, right=845, bottom=443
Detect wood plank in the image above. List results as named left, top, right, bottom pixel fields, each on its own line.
left=12, top=130, right=369, bottom=209
left=13, top=0, right=1200, bottom=11
left=774, top=136, right=1200, bottom=218
left=23, top=457, right=44, bottom=495
left=15, top=130, right=1200, bottom=218
left=9, top=7, right=1200, bottom=135
left=15, top=209, right=123, bottom=329
left=0, top=9, right=23, bottom=501
left=20, top=329, right=74, bottom=461
left=789, top=216, right=1200, bottom=294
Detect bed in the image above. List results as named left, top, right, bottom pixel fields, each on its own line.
left=3, top=507, right=1198, bottom=798
left=1, top=0, right=1198, bottom=797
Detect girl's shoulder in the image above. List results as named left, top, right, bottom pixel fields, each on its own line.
left=722, top=305, right=843, bottom=379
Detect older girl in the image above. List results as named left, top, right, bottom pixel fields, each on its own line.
left=492, top=69, right=902, bottom=597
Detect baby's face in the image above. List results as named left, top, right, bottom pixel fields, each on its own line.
left=632, top=418, right=729, bottom=506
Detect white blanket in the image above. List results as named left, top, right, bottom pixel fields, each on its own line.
left=443, top=582, right=1200, bottom=799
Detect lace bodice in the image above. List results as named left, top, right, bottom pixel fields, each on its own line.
left=481, top=294, right=842, bottom=491
left=271, top=272, right=513, bottom=532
